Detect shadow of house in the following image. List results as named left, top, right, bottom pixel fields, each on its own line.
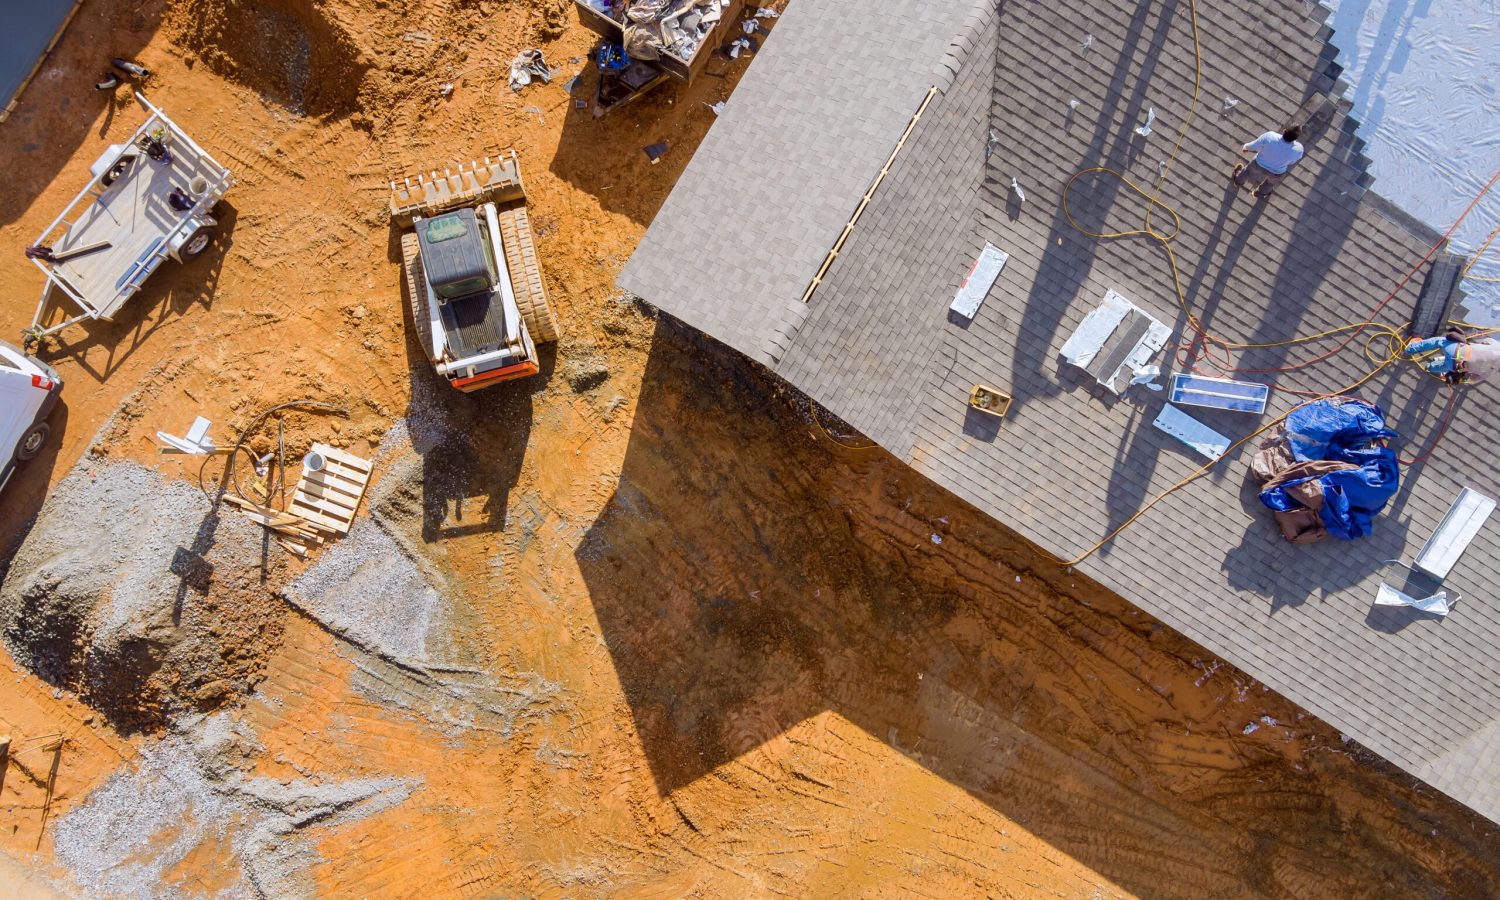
left=577, top=320, right=1499, bottom=897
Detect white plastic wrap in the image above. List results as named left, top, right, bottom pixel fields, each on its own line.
left=1327, top=0, right=1500, bottom=321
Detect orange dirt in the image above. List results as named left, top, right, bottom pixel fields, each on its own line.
left=0, top=0, right=1497, bottom=895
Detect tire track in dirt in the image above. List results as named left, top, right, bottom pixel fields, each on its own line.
left=3, top=0, right=1498, bottom=893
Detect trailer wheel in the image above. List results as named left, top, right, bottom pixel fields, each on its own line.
left=181, top=226, right=214, bottom=258
left=17, top=422, right=49, bottom=461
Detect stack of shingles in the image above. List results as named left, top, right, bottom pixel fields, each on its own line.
left=224, top=442, right=372, bottom=558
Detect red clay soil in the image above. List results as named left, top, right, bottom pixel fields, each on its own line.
left=0, top=0, right=1497, bottom=895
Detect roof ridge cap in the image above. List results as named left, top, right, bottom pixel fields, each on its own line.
left=933, top=0, right=998, bottom=92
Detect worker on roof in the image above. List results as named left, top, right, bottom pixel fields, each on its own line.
left=1402, top=329, right=1500, bottom=384
left=1230, top=125, right=1305, bottom=199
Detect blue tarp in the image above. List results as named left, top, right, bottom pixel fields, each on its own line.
left=1261, top=399, right=1401, bottom=540
left=1283, top=398, right=1397, bottom=462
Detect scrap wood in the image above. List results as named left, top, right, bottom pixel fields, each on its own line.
left=268, top=520, right=321, bottom=542
left=222, top=494, right=324, bottom=547
left=221, top=493, right=296, bottom=524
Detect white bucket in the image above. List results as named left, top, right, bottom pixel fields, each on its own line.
left=303, top=451, right=326, bottom=474
left=189, top=175, right=210, bottom=197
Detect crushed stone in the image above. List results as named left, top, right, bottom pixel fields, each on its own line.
left=283, top=513, right=565, bottom=738
left=283, top=518, right=450, bottom=664
left=0, top=460, right=284, bottom=732
left=53, top=712, right=418, bottom=898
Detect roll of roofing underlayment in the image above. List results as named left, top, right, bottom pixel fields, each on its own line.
left=1325, top=0, right=1500, bottom=322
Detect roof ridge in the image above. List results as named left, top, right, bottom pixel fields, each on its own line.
left=933, top=0, right=998, bottom=92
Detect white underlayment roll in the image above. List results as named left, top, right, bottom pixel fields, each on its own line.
left=1325, top=0, right=1500, bottom=322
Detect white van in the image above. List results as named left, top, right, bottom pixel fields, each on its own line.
left=0, top=340, right=62, bottom=495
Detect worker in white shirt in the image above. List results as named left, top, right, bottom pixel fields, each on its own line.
left=1231, top=125, right=1305, bottom=198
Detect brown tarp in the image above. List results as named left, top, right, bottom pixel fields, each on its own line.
left=1251, top=425, right=1358, bottom=544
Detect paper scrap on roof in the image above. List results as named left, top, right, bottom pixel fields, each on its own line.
left=949, top=243, right=1009, bottom=320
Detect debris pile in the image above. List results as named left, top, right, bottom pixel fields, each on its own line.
left=620, top=0, right=730, bottom=62
left=225, top=442, right=373, bottom=557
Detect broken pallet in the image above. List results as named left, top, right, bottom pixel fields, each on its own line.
left=222, top=494, right=323, bottom=556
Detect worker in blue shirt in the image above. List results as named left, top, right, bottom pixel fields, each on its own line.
left=1231, top=126, right=1305, bottom=198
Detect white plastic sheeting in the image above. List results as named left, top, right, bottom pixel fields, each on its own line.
left=1326, top=0, right=1500, bottom=321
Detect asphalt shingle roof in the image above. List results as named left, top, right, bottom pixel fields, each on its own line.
left=620, top=0, right=1500, bottom=823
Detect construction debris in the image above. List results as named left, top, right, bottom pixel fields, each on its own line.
left=155, top=415, right=218, bottom=454
left=508, top=48, right=553, bottom=90
left=219, top=443, right=371, bottom=558
left=1135, top=106, right=1156, bottom=138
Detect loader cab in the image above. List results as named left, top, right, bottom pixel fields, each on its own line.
left=415, top=208, right=495, bottom=302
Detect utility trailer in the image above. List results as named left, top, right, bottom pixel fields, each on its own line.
left=575, top=0, right=748, bottom=113
left=392, top=151, right=559, bottom=392
left=23, top=92, right=232, bottom=349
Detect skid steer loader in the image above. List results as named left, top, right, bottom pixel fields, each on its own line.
left=391, top=150, right=559, bottom=392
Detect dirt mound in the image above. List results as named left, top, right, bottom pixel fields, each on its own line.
left=0, top=461, right=286, bottom=733
left=166, top=0, right=371, bottom=117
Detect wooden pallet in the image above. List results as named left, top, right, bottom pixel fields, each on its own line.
left=288, top=443, right=372, bottom=538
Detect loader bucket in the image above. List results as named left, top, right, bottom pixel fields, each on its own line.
left=389, top=150, right=526, bottom=226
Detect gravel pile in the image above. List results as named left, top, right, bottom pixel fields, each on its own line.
left=283, top=518, right=452, bottom=663
left=0, top=461, right=284, bottom=731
